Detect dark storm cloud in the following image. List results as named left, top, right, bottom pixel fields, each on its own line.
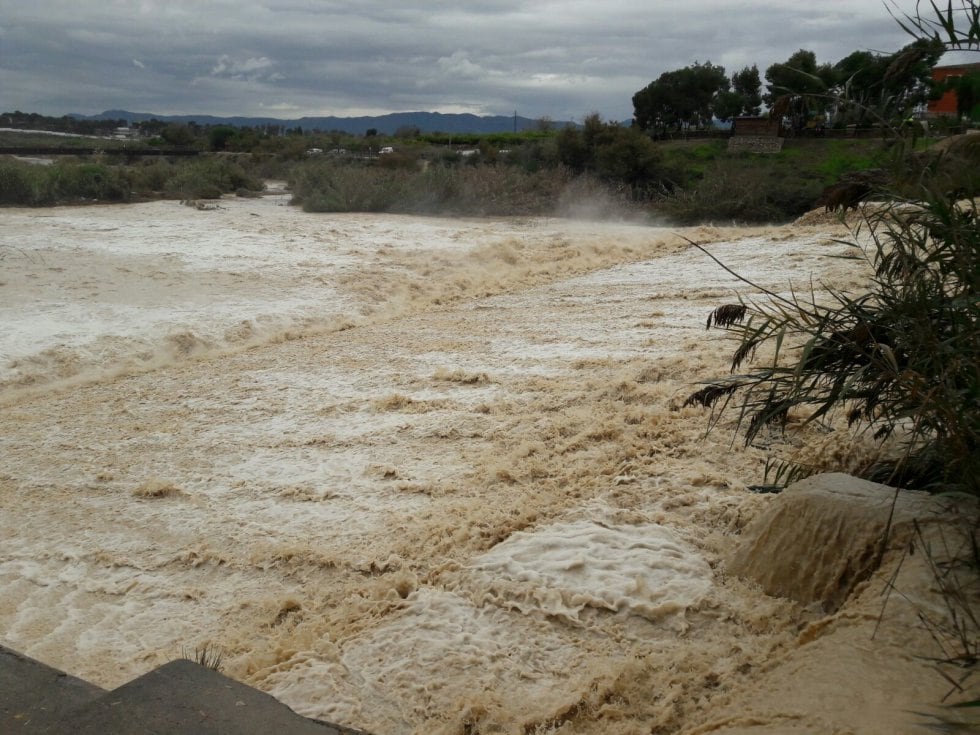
left=0, top=1, right=940, bottom=121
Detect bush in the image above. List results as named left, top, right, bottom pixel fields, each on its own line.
left=48, top=163, right=130, bottom=202
left=160, top=158, right=263, bottom=199
left=0, top=158, right=130, bottom=205
left=686, top=190, right=979, bottom=493
left=894, top=135, right=980, bottom=200
left=0, top=155, right=264, bottom=206
left=656, top=160, right=822, bottom=224
left=0, top=159, right=39, bottom=204
left=592, top=126, right=664, bottom=198
left=423, top=164, right=571, bottom=216
left=290, top=160, right=410, bottom=211
left=290, top=158, right=582, bottom=216
left=129, top=160, right=173, bottom=194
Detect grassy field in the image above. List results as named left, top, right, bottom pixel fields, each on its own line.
left=653, top=137, right=893, bottom=223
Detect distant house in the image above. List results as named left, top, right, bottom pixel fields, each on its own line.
left=928, top=62, right=980, bottom=117
left=728, top=116, right=783, bottom=153
left=113, top=126, right=139, bottom=141
left=731, top=116, right=780, bottom=137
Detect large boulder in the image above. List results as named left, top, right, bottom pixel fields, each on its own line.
left=728, top=472, right=954, bottom=612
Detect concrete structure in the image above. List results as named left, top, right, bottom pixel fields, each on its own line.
left=727, top=116, right=785, bottom=152
left=731, top=116, right=780, bottom=137
left=0, top=645, right=370, bottom=734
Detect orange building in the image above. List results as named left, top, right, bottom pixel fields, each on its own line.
left=929, top=62, right=980, bottom=116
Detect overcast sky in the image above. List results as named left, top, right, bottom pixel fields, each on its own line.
left=0, top=1, right=967, bottom=122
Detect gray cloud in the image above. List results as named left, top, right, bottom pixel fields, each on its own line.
left=0, top=1, right=944, bottom=121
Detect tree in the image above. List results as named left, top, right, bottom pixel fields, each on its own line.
left=713, top=66, right=762, bottom=121
left=555, top=124, right=589, bottom=172
left=159, top=123, right=197, bottom=147
left=834, top=49, right=888, bottom=118
left=948, top=70, right=980, bottom=118
left=394, top=125, right=421, bottom=139
left=553, top=115, right=663, bottom=196
left=633, top=61, right=729, bottom=135
left=764, top=50, right=837, bottom=132
left=712, top=91, right=744, bottom=123
left=208, top=125, right=237, bottom=152
left=581, top=112, right=605, bottom=153
left=592, top=125, right=662, bottom=196
left=833, top=39, right=944, bottom=125
left=764, top=49, right=835, bottom=104
left=732, top=65, right=763, bottom=115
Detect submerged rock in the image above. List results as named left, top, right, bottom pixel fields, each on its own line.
left=728, top=472, right=956, bottom=612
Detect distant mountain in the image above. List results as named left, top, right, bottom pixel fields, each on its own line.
left=68, top=109, right=570, bottom=135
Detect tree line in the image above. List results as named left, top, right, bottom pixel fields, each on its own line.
left=632, top=39, right=954, bottom=137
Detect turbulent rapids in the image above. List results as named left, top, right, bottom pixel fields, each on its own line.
left=0, top=189, right=954, bottom=733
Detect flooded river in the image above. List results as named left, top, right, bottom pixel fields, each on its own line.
left=0, top=189, right=950, bottom=733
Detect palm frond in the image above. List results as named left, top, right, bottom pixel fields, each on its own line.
left=683, top=381, right=742, bottom=409
left=706, top=303, right=747, bottom=330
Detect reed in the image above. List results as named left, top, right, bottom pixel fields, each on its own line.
left=686, top=183, right=979, bottom=494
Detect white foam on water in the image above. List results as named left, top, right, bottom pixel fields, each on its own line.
left=0, top=198, right=672, bottom=396
left=2, top=198, right=936, bottom=734
left=470, top=520, right=712, bottom=625
left=264, top=588, right=612, bottom=735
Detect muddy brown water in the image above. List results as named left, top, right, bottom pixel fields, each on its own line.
left=0, top=193, right=951, bottom=733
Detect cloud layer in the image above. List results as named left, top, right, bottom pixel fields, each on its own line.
left=0, top=1, right=943, bottom=121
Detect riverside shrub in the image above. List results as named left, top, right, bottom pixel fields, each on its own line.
left=0, top=156, right=263, bottom=205
left=290, top=159, right=579, bottom=216
left=687, top=188, right=979, bottom=493
left=0, top=158, right=130, bottom=205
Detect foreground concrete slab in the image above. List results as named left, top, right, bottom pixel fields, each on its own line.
left=0, top=645, right=107, bottom=732
left=1, top=647, right=369, bottom=734
left=67, top=659, right=368, bottom=735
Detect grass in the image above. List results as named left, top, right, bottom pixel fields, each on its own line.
left=0, top=130, right=119, bottom=148
left=182, top=643, right=223, bottom=672
left=889, top=518, right=980, bottom=732
left=0, top=133, right=966, bottom=228
left=0, top=128, right=925, bottom=223
left=815, top=139, right=887, bottom=180
left=655, top=157, right=824, bottom=224
left=654, top=138, right=889, bottom=223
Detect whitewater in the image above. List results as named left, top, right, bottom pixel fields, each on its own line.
left=0, top=187, right=955, bottom=733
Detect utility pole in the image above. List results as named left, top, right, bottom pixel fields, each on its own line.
left=514, top=110, right=517, bottom=134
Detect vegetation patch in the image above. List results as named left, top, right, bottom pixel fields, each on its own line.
left=0, top=154, right=263, bottom=206
left=686, top=179, right=979, bottom=493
